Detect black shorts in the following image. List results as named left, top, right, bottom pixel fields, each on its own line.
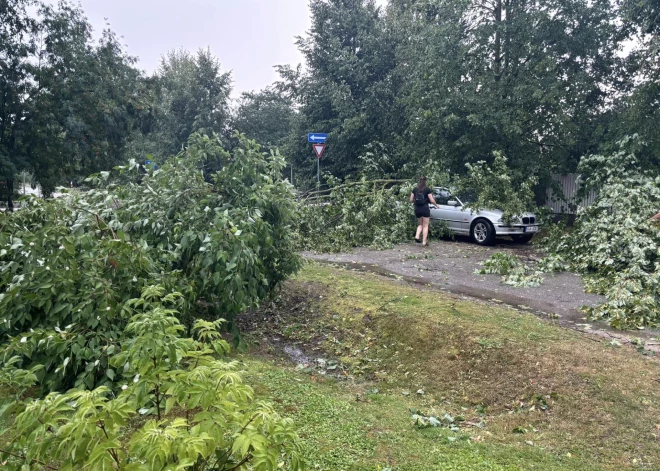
left=415, top=205, right=430, bottom=218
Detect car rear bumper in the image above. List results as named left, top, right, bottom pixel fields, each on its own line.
left=495, top=225, right=540, bottom=236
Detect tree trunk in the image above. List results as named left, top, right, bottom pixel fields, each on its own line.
left=504, top=0, right=511, bottom=77
left=7, top=177, right=14, bottom=212
left=494, top=0, right=502, bottom=78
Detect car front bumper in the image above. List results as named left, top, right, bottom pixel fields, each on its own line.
left=495, top=225, right=540, bottom=236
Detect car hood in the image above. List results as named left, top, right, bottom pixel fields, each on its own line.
left=462, top=207, right=537, bottom=220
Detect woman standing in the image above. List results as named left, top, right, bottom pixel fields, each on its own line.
left=410, top=177, right=438, bottom=246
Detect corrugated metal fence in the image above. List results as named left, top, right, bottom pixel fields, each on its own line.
left=546, top=174, right=598, bottom=214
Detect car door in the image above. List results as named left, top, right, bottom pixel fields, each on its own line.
left=430, top=190, right=466, bottom=233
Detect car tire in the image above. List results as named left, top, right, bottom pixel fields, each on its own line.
left=471, top=219, right=495, bottom=245
left=511, top=234, right=534, bottom=244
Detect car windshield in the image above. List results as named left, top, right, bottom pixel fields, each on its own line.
left=454, top=190, right=476, bottom=205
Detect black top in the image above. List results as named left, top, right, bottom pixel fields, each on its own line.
left=413, top=187, right=432, bottom=205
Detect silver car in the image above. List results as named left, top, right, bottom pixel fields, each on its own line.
left=429, top=187, right=540, bottom=245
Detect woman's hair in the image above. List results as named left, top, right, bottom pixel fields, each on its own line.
left=417, top=176, right=427, bottom=191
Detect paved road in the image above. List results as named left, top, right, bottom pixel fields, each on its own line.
left=304, top=237, right=660, bottom=348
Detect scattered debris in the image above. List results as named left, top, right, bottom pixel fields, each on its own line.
left=410, top=409, right=465, bottom=432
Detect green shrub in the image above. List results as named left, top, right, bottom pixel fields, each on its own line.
left=0, top=215, right=173, bottom=392
left=0, top=133, right=300, bottom=392
left=0, top=287, right=303, bottom=470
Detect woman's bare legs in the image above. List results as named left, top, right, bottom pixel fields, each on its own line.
left=422, top=217, right=430, bottom=245
left=415, top=218, right=423, bottom=241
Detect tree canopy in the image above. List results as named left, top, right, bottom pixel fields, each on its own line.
left=0, top=0, right=145, bottom=199
left=274, top=0, right=658, bottom=191
left=3, top=0, right=658, bottom=195
left=0, top=2, right=235, bottom=204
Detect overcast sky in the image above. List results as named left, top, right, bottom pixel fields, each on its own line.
left=62, top=0, right=310, bottom=97
left=62, top=0, right=388, bottom=97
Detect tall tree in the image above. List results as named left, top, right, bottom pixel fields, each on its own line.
left=610, top=0, right=660, bottom=167
left=232, top=86, right=296, bottom=150
left=28, top=2, right=145, bottom=194
left=284, top=0, right=397, bottom=184
left=0, top=0, right=38, bottom=207
left=138, top=49, right=232, bottom=159
left=1, top=0, right=145, bottom=199
left=394, top=0, right=626, bottom=188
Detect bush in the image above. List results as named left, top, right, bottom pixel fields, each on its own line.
left=0, top=287, right=303, bottom=470
left=0, top=133, right=300, bottom=392
left=0, top=133, right=305, bottom=469
left=0, top=207, right=175, bottom=392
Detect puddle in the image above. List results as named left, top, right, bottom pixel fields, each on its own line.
left=283, top=345, right=311, bottom=365
left=282, top=345, right=348, bottom=378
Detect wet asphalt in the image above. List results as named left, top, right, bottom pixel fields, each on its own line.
left=303, top=236, right=660, bottom=348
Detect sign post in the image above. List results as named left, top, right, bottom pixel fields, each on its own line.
left=312, top=144, right=326, bottom=184
left=308, top=134, right=328, bottom=185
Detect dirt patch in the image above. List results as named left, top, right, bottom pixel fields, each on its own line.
left=237, top=281, right=354, bottom=379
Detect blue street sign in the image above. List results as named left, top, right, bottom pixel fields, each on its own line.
left=308, top=133, right=328, bottom=143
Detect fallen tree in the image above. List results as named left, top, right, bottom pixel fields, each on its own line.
left=297, top=154, right=541, bottom=253
left=296, top=178, right=420, bottom=252
left=544, top=136, right=660, bottom=328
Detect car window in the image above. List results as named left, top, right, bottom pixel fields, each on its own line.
left=433, top=190, right=450, bottom=205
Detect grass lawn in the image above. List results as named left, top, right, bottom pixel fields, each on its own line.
left=238, top=262, right=660, bottom=470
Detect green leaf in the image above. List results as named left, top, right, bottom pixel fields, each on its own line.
left=165, top=397, right=177, bottom=415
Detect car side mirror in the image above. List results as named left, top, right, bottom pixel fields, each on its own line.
left=448, top=200, right=459, bottom=206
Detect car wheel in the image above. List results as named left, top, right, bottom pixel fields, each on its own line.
left=512, top=234, right=534, bottom=244
left=471, top=219, right=495, bottom=245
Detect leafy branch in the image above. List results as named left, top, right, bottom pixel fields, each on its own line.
left=0, top=449, right=58, bottom=470
left=71, top=204, right=118, bottom=240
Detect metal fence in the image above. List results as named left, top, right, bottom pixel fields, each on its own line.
left=546, top=174, right=598, bottom=214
